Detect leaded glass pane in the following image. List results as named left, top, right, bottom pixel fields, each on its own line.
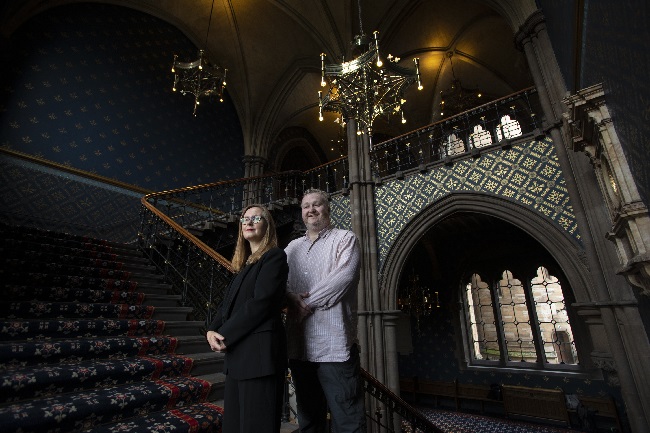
left=498, top=270, right=536, bottom=362
left=531, top=266, right=578, bottom=365
left=466, top=274, right=500, bottom=361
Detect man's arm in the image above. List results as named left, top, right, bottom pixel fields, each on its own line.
left=305, top=231, right=360, bottom=310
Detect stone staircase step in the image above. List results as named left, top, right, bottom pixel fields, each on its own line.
left=163, top=321, right=205, bottom=337
left=196, top=372, right=227, bottom=402
left=0, top=376, right=212, bottom=433
left=175, top=335, right=212, bottom=354
left=143, top=293, right=182, bottom=307
left=185, top=351, right=225, bottom=376
left=152, top=306, right=193, bottom=321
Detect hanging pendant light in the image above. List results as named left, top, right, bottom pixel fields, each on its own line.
left=171, top=0, right=228, bottom=116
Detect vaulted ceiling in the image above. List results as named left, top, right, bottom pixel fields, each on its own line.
left=1, top=0, right=538, bottom=164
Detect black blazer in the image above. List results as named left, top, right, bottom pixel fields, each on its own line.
left=207, top=247, right=288, bottom=380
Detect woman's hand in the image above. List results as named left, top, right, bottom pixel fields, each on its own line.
left=206, top=330, right=227, bottom=352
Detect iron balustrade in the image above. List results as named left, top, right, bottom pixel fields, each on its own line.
left=370, top=87, right=541, bottom=178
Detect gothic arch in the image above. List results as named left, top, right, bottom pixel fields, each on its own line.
left=380, top=192, right=591, bottom=310
left=267, top=126, right=327, bottom=172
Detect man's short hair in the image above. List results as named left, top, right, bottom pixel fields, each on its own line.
left=302, top=188, right=330, bottom=210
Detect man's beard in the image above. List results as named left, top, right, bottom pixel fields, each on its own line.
left=305, top=215, right=328, bottom=231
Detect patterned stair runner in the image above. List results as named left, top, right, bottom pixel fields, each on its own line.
left=0, top=223, right=224, bottom=433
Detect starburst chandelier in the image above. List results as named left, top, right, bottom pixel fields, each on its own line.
left=318, top=1, right=422, bottom=137
left=171, top=0, right=227, bottom=116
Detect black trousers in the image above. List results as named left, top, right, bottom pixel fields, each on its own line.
left=222, top=371, right=285, bottom=433
left=289, top=346, right=366, bottom=433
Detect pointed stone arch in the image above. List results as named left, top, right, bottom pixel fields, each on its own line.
left=380, top=192, right=590, bottom=311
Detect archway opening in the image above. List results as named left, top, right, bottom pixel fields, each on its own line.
left=396, top=212, right=579, bottom=385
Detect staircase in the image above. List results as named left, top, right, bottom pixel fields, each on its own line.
left=0, top=223, right=226, bottom=433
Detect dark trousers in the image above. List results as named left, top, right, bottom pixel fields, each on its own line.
left=289, top=346, right=366, bottom=433
left=223, top=371, right=285, bottom=433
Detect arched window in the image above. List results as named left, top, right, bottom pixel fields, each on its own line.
left=446, top=133, right=466, bottom=156
left=495, top=114, right=523, bottom=141
left=464, top=266, right=578, bottom=369
left=469, top=124, right=493, bottom=148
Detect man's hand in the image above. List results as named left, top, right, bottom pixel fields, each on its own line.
left=206, top=330, right=227, bottom=352
left=286, top=291, right=312, bottom=322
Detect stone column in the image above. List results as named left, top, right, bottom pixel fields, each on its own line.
left=242, top=155, right=266, bottom=206
left=347, top=119, right=388, bottom=387
left=516, top=10, right=650, bottom=432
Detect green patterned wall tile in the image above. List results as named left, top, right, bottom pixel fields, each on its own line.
left=330, top=194, right=352, bottom=230
left=373, top=137, right=580, bottom=267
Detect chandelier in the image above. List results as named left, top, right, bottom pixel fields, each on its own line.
left=398, top=270, right=440, bottom=333
left=171, top=0, right=227, bottom=116
left=439, top=51, right=482, bottom=118
left=318, top=1, right=422, bottom=136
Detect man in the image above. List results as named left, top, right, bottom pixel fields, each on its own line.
left=285, top=189, right=365, bottom=433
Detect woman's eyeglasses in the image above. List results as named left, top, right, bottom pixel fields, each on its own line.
left=240, top=215, right=264, bottom=224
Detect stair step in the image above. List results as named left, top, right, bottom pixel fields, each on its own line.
left=2, top=286, right=147, bottom=305
left=0, top=335, right=182, bottom=370
left=143, top=294, right=182, bottom=307
left=137, top=282, right=173, bottom=295
left=1, top=234, right=144, bottom=260
left=197, top=372, right=227, bottom=402
left=0, top=302, right=155, bottom=320
left=152, top=307, right=193, bottom=321
left=84, top=401, right=223, bottom=433
left=5, top=248, right=155, bottom=272
left=0, top=353, right=195, bottom=404
left=185, top=351, right=225, bottom=376
left=3, top=266, right=165, bottom=284
left=0, top=376, right=211, bottom=433
left=175, top=335, right=211, bottom=355
left=0, top=319, right=166, bottom=341
left=163, top=321, right=205, bottom=337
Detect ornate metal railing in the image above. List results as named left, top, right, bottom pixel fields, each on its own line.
left=370, top=86, right=542, bottom=178
left=362, top=369, right=443, bottom=433
left=281, top=368, right=442, bottom=433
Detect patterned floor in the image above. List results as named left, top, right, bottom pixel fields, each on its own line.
left=418, top=407, right=579, bottom=433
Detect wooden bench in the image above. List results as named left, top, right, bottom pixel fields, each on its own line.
left=401, top=378, right=621, bottom=430
left=501, top=385, right=570, bottom=426
left=399, top=377, right=502, bottom=412
left=457, top=383, right=497, bottom=413
left=418, top=379, right=459, bottom=408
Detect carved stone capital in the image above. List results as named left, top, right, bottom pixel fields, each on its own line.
left=514, top=10, right=546, bottom=50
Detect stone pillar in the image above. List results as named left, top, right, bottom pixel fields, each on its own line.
left=347, top=120, right=388, bottom=387
left=242, top=155, right=266, bottom=206
left=516, top=10, right=650, bottom=432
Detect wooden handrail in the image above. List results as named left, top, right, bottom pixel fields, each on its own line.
left=361, top=368, right=443, bottom=433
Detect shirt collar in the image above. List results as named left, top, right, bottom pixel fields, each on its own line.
left=303, top=224, right=332, bottom=241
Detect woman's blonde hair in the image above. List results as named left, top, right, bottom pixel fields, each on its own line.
left=230, top=204, right=278, bottom=272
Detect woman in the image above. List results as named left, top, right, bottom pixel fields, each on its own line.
left=206, top=204, right=288, bottom=433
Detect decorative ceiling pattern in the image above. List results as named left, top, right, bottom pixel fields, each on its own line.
left=374, top=137, right=580, bottom=267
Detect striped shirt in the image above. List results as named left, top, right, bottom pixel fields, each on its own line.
left=285, top=225, right=361, bottom=362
